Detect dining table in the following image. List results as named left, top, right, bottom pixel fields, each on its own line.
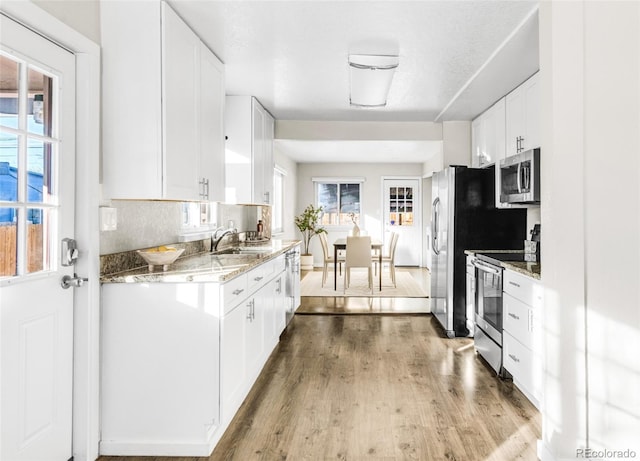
left=333, top=237, right=384, bottom=291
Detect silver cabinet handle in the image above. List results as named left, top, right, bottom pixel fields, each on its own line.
left=508, top=312, right=520, bottom=320
left=508, top=353, right=520, bottom=363
left=508, top=281, right=521, bottom=288
left=254, top=276, right=264, bottom=282
left=232, top=288, right=244, bottom=296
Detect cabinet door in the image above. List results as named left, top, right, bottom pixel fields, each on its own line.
left=199, top=43, right=226, bottom=201
left=101, top=1, right=163, bottom=199
left=221, top=300, right=247, bottom=422
left=471, top=117, right=482, bottom=168
left=224, top=96, right=253, bottom=204
left=274, top=273, right=286, bottom=336
left=246, top=292, right=265, bottom=381
left=162, top=2, right=200, bottom=200
left=522, top=73, right=540, bottom=152
left=262, top=111, right=275, bottom=205
left=506, top=85, right=525, bottom=157
left=252, top=99, right=266, bottom=204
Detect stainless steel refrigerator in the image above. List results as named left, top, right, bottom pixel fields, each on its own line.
left=430, top=166, right=526, bottom=337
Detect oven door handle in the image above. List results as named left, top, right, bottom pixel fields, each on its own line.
left=472, top=260, right=502, bottom=274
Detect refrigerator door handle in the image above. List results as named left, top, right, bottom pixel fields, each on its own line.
left=432, top=197, right=440, bottom=255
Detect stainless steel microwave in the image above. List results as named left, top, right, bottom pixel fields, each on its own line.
left=499, top=148, right=540, bottom=204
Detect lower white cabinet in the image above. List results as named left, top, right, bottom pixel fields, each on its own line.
left=220, top=258, right=286, bottom=426
left=101, top=256, right=289, bottom=456
left=100, top=283, right=221, bottom=456
left=502, top=269, right=543, bottom=409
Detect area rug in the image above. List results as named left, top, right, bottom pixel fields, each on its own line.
left=300, top=269, right=429, bottom=298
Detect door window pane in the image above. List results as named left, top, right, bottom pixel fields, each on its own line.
left=28, top=68, right=52, bottom=136
left=0, top=55, right=19, bottom=131
left=0, top=207, right=17, bottom=276
left=27, top=140, right=54, bottom=203
left=26, top=208, right=53, bottom=274
left=0, top=133, right=18, bottom=201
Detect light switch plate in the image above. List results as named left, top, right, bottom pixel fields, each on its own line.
left=100, top=207, right=117, bottom=231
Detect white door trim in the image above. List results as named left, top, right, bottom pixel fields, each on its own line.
left=0, top=4, right=101, bottom=461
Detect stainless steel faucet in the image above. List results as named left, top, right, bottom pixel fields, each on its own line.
left=211, top=226, right=237, bottom=252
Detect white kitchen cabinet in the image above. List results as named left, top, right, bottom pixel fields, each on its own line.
left=502, top=269, right=543, bottom=409
left=100, top=283, right=221, bottom=456
left=471, top=98, right=505, bottom=169
left=506, top=72, right=540, bottom=158
left=219, top=259, right=284, bottom=425
left=225, top=96, right=275, bottom=204
left=101, top=1, right=225, bottom=201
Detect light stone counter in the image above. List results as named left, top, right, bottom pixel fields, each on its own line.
left=464, top=249, right=541, bottom=280
left=101, top=239, right=301, bottom=284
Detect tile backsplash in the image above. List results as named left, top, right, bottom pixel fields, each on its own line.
left=100, top=200, right=270, bottom=255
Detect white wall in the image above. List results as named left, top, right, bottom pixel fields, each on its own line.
left=33, top=0, right=101, bottom=45
left=539, top=2, right=640, bottom=459
left=296, top=163, right=423, bottom=265
left=274, top=149, right=298, bottom=240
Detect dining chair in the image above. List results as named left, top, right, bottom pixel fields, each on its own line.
left=373, top=232, right=399, bottom=287
left=344, top=236, right=373, bottom=294
left=318, top=233, right=344, bottom=287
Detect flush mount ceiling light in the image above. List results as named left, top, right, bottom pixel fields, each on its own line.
left=348, top=54, right=399, bottom=108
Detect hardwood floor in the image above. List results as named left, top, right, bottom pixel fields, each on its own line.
left=99, top=300, right=540, bottom=461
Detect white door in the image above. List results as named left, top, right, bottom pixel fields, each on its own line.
left=383, top=178, right=421, bottom=266
left=1, top=14, right=77, bottom=460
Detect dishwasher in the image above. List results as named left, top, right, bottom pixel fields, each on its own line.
left=284, top=245, right=301, bottom=325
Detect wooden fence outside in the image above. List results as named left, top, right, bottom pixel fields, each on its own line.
left=0, top=223, right=44, bottom=276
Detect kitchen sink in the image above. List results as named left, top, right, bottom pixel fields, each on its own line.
left=211, top=247, right=270, bottom=257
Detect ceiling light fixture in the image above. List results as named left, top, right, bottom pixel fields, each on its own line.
left=348, top=54, right=399, bottom=108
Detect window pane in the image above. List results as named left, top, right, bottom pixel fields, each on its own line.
left=28, top=67, right=52, bottom=137
left=0, top=207, right=17, bottom=277
left=27, top=139, right=54, bottom=203
left=0, top=55, right=19, bottom=131
left=339, top=184, right=360, bottom=213
left=26, top=207, right=53, bottom=274
left=318, top=183, right=338, bottom=225
left=0, top=132, right=18, bottom=202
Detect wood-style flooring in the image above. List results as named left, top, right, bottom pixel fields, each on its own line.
left=99, top=281, right=541, bottom=461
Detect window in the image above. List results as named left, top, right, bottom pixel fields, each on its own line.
left=272, top=165, right=285, bottom=234
left=314, top=179, right=362, bottom=226
left=0, top=52, right=58, bottom=277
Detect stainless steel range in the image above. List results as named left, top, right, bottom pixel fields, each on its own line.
left=471, top=252, right=527, bottom=376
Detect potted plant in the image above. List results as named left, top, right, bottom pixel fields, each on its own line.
left=294, top=204, right=326, bottom=270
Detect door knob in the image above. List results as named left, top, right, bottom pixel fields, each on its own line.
left=61, top=273, right=89, bottom=289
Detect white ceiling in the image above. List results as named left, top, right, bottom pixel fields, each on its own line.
left=168, top=0, right=540, bottom=162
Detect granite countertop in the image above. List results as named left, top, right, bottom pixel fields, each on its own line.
left=101, top=239, right=301, bottom=284
left=464, top=249, right=541, bottom=280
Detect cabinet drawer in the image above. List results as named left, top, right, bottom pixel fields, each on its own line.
left=247, top=264, right=268, bottom=293
left=222, top=273, right=248, bottom=315
left=504, top=270, right=543, bottom=308
left=503, top=293, right=532, bottom=349
left=503, top=331, right=533, bottom=389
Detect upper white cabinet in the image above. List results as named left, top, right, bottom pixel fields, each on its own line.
left=471, top=98, right=506, bottom=168
left=225, top=96, right=275, bottom=204
left=101, top=1, right=225, bottom=201
left=506, top=72, right=540, bottom=157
